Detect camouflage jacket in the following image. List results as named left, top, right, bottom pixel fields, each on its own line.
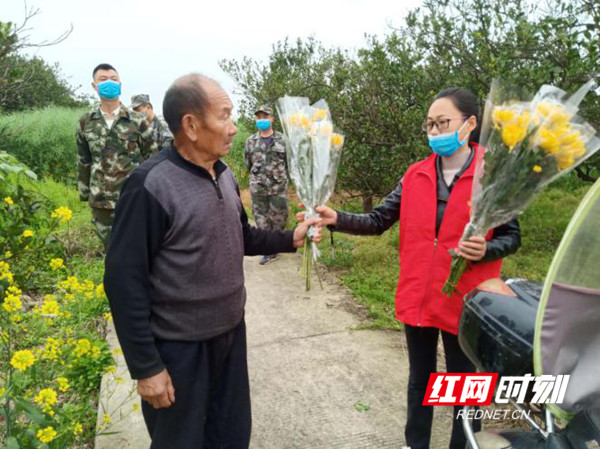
left=152, top=114, right=174, bottom=151
left=244, top=130, right=288, bottom=195
left=76, top=104, right=158, bottom=209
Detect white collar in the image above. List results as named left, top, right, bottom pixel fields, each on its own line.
left=101, top=105, right=121, bottom=117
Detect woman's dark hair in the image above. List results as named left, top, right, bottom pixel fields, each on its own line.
left=434, top=87, right=481, bottom=141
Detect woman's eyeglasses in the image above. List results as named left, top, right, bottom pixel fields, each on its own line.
left=422, top=116, right=467, bottom=133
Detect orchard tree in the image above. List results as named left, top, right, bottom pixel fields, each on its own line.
left=0, top=5, right=87, bottom=112
left=221, top=0, right=600, bottom=212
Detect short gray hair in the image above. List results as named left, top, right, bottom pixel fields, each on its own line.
left=162, top=73, right=219, bottom=134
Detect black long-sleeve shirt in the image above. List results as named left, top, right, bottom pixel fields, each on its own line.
left=104, top=146, right=296, bottom=379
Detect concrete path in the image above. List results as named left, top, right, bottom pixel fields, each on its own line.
left=95, top=252, right=453, bottom=449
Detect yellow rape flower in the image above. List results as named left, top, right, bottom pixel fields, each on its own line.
left=115, top=376, right=125, bottom=384
left=57, top=377, right=70, bottom=392
left=96, top=283, right=105, bottom=298
left=0, top=261, right=13, bottom=284
left=3, top=251, right=12, bottom=259
left=35, top=388, right=58, bottom=412
left=132, top=403, right=140, bottom=412
left=4, top=197, right=14, bottom=206
left=533, top=165, right=543, bottom=173
left=40, top=297, right=60, bottom=316
left=10, top=350, right=36, bottom=371
left=7, top=285, right=21, bottom=296
left=49, top=258, right=65, bottom=271
left=1, top=271, right=13, bottom=284
left=74, top=339, right=92, bottom=357
left=82, top=279, right=95, bottom=291
left=37, top=426, right=58, bottom=444
left=51, top=206, right=73, bottom=223
left=22, top=229, right=34, bottom=238
left=73, top=422, right=83, bottom=436
left=104, top=365, right=117, bottom=375
left=2, top=293, right=22, bottom=313
left=43, top=337, right=62, bottom=361
left=58, top=276, right=80, bottom=292
left=104, top=312, right=113, bottom=322
left=91, top=346, right=101, bottom=358
left=103, top=413, right=112, bottom=426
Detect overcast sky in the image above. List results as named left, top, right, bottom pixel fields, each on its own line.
left=5, top=0, right=422, bottom=115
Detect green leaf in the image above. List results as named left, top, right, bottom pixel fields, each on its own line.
left=4, top=436, right=19, bottom=449
left=354, top=403, right=371, bottom=412
left=13, top=398, right=48, bottom=426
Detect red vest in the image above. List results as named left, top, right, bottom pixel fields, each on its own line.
left=396, top=145, right=502, bottom=334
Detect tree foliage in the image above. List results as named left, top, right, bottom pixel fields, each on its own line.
left=221, top=0, right=600, bottom=210
left=0, top=6, right=87, bottom=113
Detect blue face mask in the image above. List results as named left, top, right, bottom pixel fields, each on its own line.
left=256, top=119, right=271, bottom=131
left=97, top=80, right=121, bottom=100
left=428, top=120, right=470, bottom=157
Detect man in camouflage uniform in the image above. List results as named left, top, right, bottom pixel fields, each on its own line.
left=130, top=94, right=174, bottom=151
left=244, top=105, right=289, bottom=265
left=77, top=63, right=158, bottom=251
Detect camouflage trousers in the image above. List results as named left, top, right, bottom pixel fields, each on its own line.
left=90, top=207, right=115, bottom=252
left=251, top=193, right=289, bottom=231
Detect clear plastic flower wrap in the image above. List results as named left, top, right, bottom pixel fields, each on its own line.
left=442, top=79, right=600, bottom=297
left=277, top=96, right=344, bottom=290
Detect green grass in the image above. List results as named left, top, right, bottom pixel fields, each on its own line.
left=317, top=178, right=591, bottom=329
left=0, top=106, right=87, bottom=185
left=501, top=184, right=590, bottom=281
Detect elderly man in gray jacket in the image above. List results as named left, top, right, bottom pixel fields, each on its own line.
left=104, top=74, right=321, bottom=449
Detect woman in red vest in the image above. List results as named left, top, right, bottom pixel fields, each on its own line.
left=300, top=87, right=521, bottom=449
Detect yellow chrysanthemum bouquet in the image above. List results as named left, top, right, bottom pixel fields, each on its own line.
left=277, top=97, right=345, bottom=290
left=442, top=80, right=600, bottom=297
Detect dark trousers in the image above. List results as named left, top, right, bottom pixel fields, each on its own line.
left=142, top=319, right=251, bottom=449
left=404, top=325, right=481, bottom=449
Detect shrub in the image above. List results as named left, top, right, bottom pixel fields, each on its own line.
left=0, top=152, right=115, bottom=448
left=223, top=121, right=251, bottom=189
